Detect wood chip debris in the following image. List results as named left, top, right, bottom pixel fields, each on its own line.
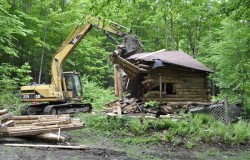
left=104, top=98, right=215, bottom=118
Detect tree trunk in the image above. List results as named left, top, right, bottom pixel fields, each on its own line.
left=209, top=18, right=215, bottom=96
left=170, top=14, right=175, bottom=50
left=38, top=11, right=49, bottom=84
left=60, top=0, right=65, bottom=44
left=164, top=6, right=168, bottom=50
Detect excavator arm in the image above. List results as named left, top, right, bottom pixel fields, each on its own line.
left=51, top=16, right=142, bottom=96
left=20, top=16, right=142, bottom=115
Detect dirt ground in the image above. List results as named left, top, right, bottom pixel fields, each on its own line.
left=0, top=138, right=130, bottom=160
left=1, top=133, right=249, bottom=160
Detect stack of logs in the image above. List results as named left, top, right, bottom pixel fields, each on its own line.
left=104, top=99, right=215, bottom=118
left=0, top=109, right=84, bottom=141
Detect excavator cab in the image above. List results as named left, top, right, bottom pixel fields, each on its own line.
left=63, top=72, right=83, bottom=100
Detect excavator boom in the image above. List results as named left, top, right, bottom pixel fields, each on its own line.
left=20, top=16, right=143, bottom=115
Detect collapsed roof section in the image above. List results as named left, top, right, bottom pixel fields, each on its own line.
left=111, top=49, right=212, bottom=79
left=128, top=50, right=213, bottom=73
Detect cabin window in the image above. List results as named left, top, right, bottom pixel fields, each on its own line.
left=151, top=83, right=176, bottom=95
left=166, top=83, right=176, bottom=95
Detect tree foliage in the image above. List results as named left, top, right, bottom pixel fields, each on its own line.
left=0, top=0, right=249, bottom=111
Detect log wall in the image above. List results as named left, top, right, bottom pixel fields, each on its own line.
left=143, top=67, right=211, bottom=103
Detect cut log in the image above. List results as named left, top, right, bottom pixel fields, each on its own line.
left=4, top=120, right=15, bottom=127
left=4, top=143, right=88, bottom=150
left=35, top=133, right=65, bottom=142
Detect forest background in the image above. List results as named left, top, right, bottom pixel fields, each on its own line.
left=0, top=0, right=249, bottom=112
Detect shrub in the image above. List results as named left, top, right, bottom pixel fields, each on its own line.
left=82, top=76, right=116, bottom=110
left=232, top=120, right=250, bottom=144
left=0, top=63, right=32, bottom=92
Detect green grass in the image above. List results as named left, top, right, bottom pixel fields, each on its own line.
left=0, top=92, right=23, bottom=115
left=75, top=113, right=250, bottom=148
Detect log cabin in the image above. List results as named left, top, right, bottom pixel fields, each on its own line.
left=113, top=50, right=213, bottom=103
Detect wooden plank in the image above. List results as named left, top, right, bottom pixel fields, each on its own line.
left=14, top=120, right=39, bottom=124
left=32, top=119, right=71, bottom=126
left=7, top=122, right=84, bottom=131
left=14, top=117, right=71, bottom=124
left=4, top=144, right=88, bottom=150
left=11, top=114, right=70, bottom=120
left=0, top=109, right=8, bottom=116
left=6, top=124, right=84, bottom=136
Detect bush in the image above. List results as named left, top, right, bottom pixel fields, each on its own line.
left=0, top=92, right=23, bottom=115
left=82, top=76, right=116, bottom=110
left=0, top=63, right=32, bottom=92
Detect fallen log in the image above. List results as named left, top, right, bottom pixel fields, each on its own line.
left=35, top=133, right=65, bottom=142
left=4, top=143, right=88, bottom=150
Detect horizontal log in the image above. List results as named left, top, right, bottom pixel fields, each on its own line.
left=148, top=91, right=209, bottom=95
left=6, top=124, right=84, bottom=136
left=167, top=102, right=213, bottom=106
left=33, top=119, right=71, bottom=126
left=0, top=109, right=8, bottom=116
left=175, top=89, right=210, bottom=92
left=14, top=120, right=39, bottom=124
left=143, top=98, right=209, bottom=103
left=4, top=144, right=88, bottom=150
left=35, top=133, right=65, bottom=142
left=14, top=117, right=71, bottom=124
left=7, top=122, right=84, bottom=131
left=149, top=72, right=206, bottom=79
left=11, top=115, right=70, bottom=120
left=146, top=93, right=207, bottom=99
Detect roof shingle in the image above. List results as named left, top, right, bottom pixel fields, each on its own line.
left=128, top=50, right=213, bottom=72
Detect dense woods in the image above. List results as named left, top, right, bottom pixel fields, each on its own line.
left=0, top=0, right=249, bottom=111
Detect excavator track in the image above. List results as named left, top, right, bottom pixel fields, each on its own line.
left=21, top=103, right=49, bottom=115
left=43, top=103, right=92, bottom=115
left=21, top=103, right=92, bottom=115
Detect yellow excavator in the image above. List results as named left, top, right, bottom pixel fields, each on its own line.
left=20, top=16, right=142, bottom=115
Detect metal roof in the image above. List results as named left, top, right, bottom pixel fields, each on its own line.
left=128, top=50, right=213, bottom=72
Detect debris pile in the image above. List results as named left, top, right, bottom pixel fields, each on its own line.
left=104, top=98, right=142, bottom=114
left=0, top=109, right=83, bottom=141
left=104, top=99, right=217, bottom=118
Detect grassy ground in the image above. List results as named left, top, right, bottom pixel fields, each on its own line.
left=67, top=113, right=250, bottom=160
